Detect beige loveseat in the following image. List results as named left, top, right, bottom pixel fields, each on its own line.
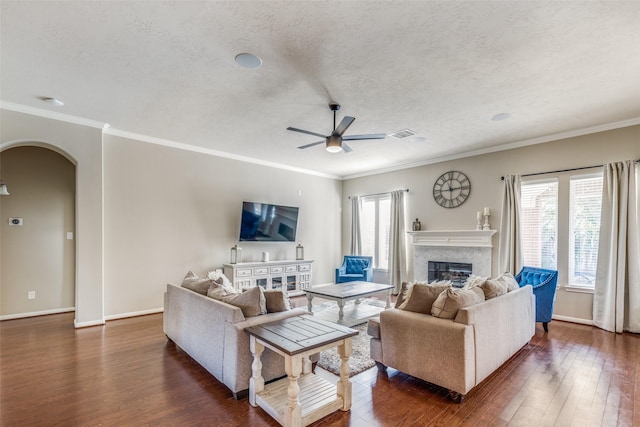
left=163, top=283, right=310, bottom=399
left=368, top=284, right=535, bottom=402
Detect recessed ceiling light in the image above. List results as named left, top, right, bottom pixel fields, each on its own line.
left=235, top=53, right=262, bottom=69
left=44, top=97, right=64, bottom=107
left=491, top=113, right=511, bottom=121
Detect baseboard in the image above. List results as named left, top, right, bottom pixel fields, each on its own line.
left=552, top=314, right=594, bottom=326
left=0, top=307, right=75, bottom=321
left=74, top=318, right=106, bottom=328
left=104, top=307, right=164, bottom=321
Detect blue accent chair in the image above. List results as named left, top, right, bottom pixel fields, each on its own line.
left=515, top=267, right=559, bottom=332
left=335, top=256, right=373, bottom=283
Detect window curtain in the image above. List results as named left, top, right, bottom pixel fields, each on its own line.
left=593, top=160, right=640, bottom=333
left=388, top=190, right=407, bottom=294
left=498, top=175, right=523, bottom=274
left=349, top=196, right=362, bottom=255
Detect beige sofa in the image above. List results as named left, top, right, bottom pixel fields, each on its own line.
left=163, top=283, right=310, bottom=399
left=368, top=284, right=535, bottom=402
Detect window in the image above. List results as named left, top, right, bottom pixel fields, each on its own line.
left=520, top=171, right=603, bottom=291
left=569, top=174, right=603, bottom=288
left=521, top=179, right=558, bottom=269
left=360, top=194, right=391, bottom=269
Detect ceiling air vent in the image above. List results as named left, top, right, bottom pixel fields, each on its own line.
left=389, top=128, right=416, bottom=139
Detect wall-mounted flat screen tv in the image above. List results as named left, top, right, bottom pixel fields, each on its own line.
left=239, top=202, right=299, bottom=242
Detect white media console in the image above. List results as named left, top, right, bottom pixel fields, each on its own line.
left=223, top=259, right=313, bottom=296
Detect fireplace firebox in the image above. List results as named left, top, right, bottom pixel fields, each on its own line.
left=428, top=261, right=472, bottom=287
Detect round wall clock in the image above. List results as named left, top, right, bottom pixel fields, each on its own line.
left=433, top=171, right=471, bottom=208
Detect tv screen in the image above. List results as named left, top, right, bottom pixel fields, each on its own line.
left=239, top=202, right=299, bottom=242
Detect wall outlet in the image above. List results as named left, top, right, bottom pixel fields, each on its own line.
left=28, top=291, right=36, bottom=300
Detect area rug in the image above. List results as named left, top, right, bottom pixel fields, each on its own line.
left=316, top=323, right=375, bottom=377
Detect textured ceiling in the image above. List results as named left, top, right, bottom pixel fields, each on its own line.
left=2, top=1, right=640, bottom=178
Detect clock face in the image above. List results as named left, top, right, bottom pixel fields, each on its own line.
left=433, top=171, right=471, bottom=208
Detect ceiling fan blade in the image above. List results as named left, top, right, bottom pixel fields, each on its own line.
left=342, top=133, right=387, bottom=140
left=287, top=127, right=327, bottom=139
left=342, top=142, right=353, bottom=153
left=297, top=140, right=326, bottom=149
left=334, top=116, right=355, bottom=136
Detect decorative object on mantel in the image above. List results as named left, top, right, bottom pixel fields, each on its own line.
left=483, top=207, right=491, bottom=230
left=296, top=242, right=304, bottom=260
left=476, top=211, right=483, bottom=230
left=261, top=251, right=269, bottom=262
left=433, top=171, right=471, bottom=208
left=412, top=218, right=422, bottom=231
left=230, top=244, right=242, bottom=264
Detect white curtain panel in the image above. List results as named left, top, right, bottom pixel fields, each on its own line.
left=388, top=190, right=407, bottom=294
left=498, top=175, right=523, bottom=275
left=349, top=195, right=362, bottom=255
left=593, top=160, right=640, bottom=333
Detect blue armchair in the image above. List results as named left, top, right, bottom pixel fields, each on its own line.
left=335, top=256, right=373, bottom=284
left=515, top=267, right=559, bottom=332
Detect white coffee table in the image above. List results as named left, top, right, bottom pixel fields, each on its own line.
left=305, top=281, right=394, bottom=326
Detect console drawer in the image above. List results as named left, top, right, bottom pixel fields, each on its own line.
left=254, top=267, right=269, bottom=275
left=270, top=266, right=284, bottom=274
left=236, top=268, right=252, bottom=277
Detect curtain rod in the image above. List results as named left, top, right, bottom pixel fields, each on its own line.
left=348, top=188, right=409, bottom=199
left=500, top=159, right=639, bottom=180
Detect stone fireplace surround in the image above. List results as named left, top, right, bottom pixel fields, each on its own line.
left=408, top=230, right=497, bottom=282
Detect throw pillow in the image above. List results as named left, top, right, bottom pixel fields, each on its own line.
left=398, top=282, right=451, bottom=314
left=480, top=278, right=508, bottom=299
left=263, top=290, right=291, bottom=313
left=209, top=285, right=266, bottom=317
left=431, top=287, right=485, bottom=319
left=463, top=274, right=488, bottom=289
left=181, top=271, right=216, bottom=295
left=500, top=272, right=520, bottom=292
left=394, top=282, right=413, bottom=308
left=206, top=270, right=236, bottom=294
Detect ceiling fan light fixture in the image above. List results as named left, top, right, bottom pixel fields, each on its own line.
left=326, top=135, right=342, bottom=153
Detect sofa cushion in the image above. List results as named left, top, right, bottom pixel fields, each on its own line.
left=181, top=271, right=217, bottom=295
left=263, top=290, right=291, bottom=313
left=431, top=287, right=485, bottom=319
left=463, top=274, right=488, bottom=289
left=208, top=285, right=267, bottom=317
left=399, top=282, right=451, bottom=314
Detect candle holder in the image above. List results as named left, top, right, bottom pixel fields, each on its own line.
left=230, top=244, right=242, bottom=264
left=476, top=217, right=483, bottom=231
left=482, top=214, right=491, bottom=231
left=296, top=243, right=304, bottom=260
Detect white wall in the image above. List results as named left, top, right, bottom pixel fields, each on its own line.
left=102, top=135, right=342, bottom=317
left=0, top=147, right=75, bottom=317
left=342, top=125, right=640, bottom=323
left=0, top=109, right=103, bottom=327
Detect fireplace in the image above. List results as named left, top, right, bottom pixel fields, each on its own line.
left=428, top=261, right=472, bottom=287
left=408, top=230, right=497, bottom=282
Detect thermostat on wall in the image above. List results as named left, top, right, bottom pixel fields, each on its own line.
left=9, top=218, right=23, bottom=226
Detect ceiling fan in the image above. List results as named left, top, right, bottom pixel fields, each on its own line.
left=287, top=103, right=386, bottom=153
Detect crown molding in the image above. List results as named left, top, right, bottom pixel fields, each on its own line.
left=103, top=128, right=340, bottom=180
left=342, top=116, right=640, bottom=180
left=0, top=101, right=108, bottom=129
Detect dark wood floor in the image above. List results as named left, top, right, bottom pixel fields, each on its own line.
left=1, top=304, right=639, bottom=426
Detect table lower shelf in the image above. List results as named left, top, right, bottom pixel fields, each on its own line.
left=256, top=373, right=343, bottom=427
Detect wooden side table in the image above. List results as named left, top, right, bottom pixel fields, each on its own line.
left=245, top=315, right=358, bottom=427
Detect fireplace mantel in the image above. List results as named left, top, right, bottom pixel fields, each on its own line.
left=407, top=230, right=497, bottom=248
